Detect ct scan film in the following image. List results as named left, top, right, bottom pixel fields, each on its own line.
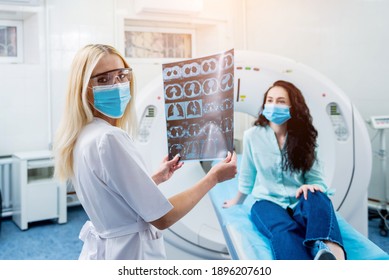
left=162, top=49, right=234, bottom=161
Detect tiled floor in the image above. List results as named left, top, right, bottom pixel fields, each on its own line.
left=0, top=205, right=388, bottom=260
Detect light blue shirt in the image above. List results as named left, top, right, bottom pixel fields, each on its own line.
left=238, top=125, right=329, bottom=209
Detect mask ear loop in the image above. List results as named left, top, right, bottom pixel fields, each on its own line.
left=86, top=80, right=96, bottom=111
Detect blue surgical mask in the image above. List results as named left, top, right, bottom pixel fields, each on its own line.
left=262, top=104, right=291, bottom=125
left=92, top=82, right=131, bottom=118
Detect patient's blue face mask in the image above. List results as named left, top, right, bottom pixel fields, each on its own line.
left=92, top=82, right=131, bottom=119
left=262, top=104, right=291, bottom=125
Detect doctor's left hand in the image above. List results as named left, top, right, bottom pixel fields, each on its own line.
left=152, top=154, right=184, bottom=186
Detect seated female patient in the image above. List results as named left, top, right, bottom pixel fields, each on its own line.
left=223, top=80, right=346, bottom=260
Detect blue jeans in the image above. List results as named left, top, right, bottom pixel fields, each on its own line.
left=250, top=191, right=346, bottom=260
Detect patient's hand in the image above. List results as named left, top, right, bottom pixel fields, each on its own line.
left=295, top=184, right=323, bottom=200
left=223, top=198, right=239, bottom=208
left=222, top=191, right=247, bottom=208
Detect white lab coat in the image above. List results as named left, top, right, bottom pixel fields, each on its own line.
left=72, top=118, right=173, bottom=259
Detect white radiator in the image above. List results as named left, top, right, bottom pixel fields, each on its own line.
left=0, top=157, right=13, bottom=217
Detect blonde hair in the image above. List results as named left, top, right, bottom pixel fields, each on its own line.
left=53, top=44, right=137, bottom=182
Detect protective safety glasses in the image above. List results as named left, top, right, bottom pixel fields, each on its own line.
left=90, top=68, right=132, bottom=87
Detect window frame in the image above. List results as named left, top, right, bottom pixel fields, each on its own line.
left=0, top=19, right=23, bottom=64
left=123, top=25, right=195, bottom=63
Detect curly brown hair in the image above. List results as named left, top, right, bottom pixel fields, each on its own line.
left=254, top=80, right=318, bottom=174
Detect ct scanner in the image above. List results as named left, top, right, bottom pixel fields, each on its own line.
left=134, top=50, right=373, bottom=260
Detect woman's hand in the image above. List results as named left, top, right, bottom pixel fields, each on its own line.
left=152, top=154, right=184, bottom=185
left=295, top=184, right=323, bottom=200
left=223, top=198, right=239, bottom=208
left=150, top=151, right=236, bottom=230
left=208, top=151, right=237, bottom=184
left=223, top=191, right=247, bottom=208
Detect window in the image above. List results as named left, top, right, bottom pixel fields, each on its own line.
left=0, top=20, right=23, bottom=63
left=124, top=26, right=194, bottom=60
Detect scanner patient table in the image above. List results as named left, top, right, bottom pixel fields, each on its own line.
left=209, top=158, right=389, bottom=260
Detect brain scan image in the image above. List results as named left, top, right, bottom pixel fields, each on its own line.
left=187, top=123, right=202, bottom=137
left=182, top=62, right=201, bottom=78
left=163, top=65, right=181, bottom=80
left=220, top=98, right=233, bottom=111
left=221, top=117, right=233, bottom=133
left=221, top=53, right=233, bottom=70
left=186, top=100, right=202, bottom=118
left=183, top=81, right=202, bottom=98
left=201, top=58, right=218, bottom=75
left=203, top=102, right=219, bottom=114
left=203, top=78, right=219, bottom=95
left=167, top=125, right=186, bottom=139
left=220, top=73, right=234, bottom=92
left=169, top=144, right=185, bottom=158
left=166, top=103, right=185, bottom=120
left=165, top=84, right=183, bottom=100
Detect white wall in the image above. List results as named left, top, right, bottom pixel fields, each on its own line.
left=244, top=0, right=389, bottom=201
left=0, top=4, right=47, bottom=156
left=0, top=0, right=116, bottom=156
left=47, top=0, right=116, bottom=146
left=114, top=0, right=244, bottom=90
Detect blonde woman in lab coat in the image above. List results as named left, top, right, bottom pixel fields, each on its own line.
left=54, top=44, right=237, bottom=260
